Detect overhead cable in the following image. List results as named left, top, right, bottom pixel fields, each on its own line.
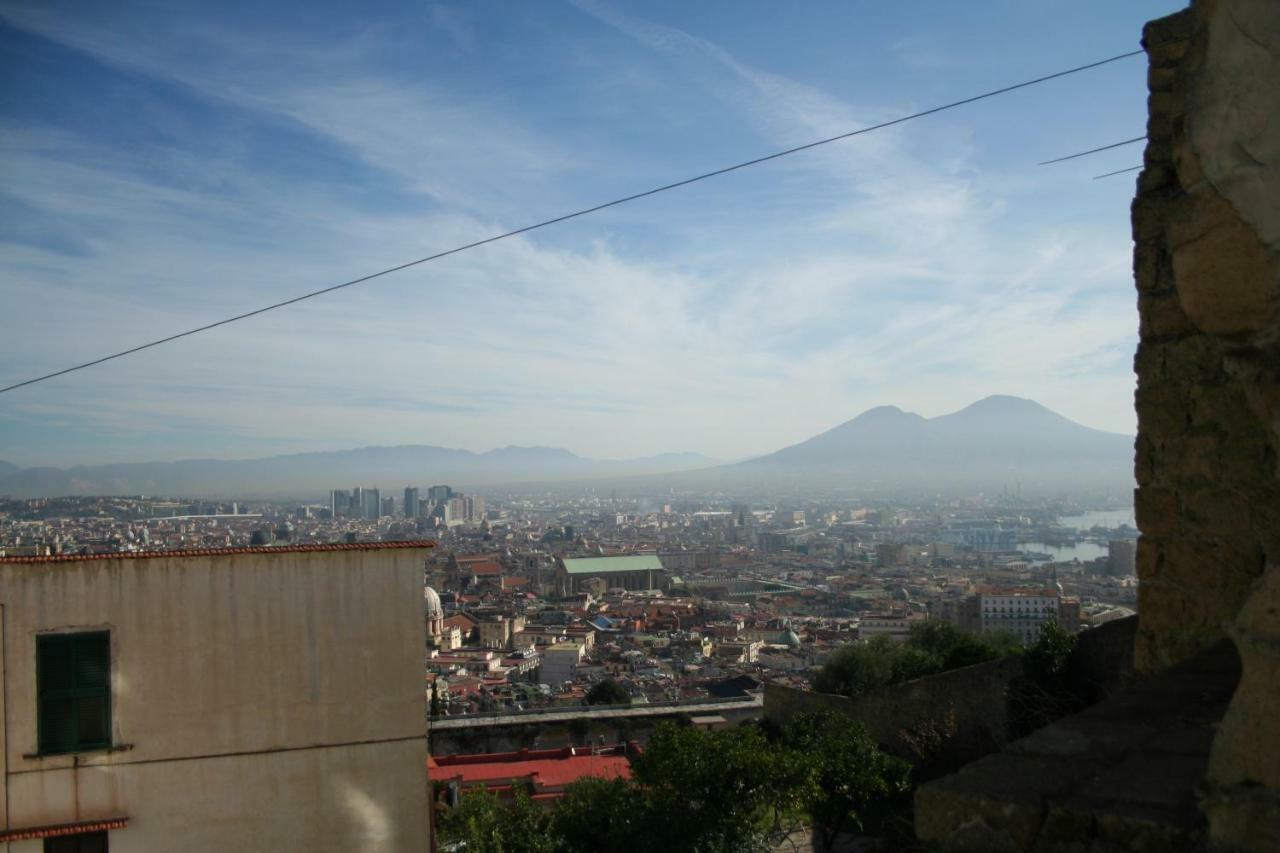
left=0, top=49, right=1145, bottom=395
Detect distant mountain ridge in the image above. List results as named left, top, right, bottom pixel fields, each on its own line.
left=0, top=446, right=720, bottom=499
left=738, top=395, right=1132, bottom=492
left=0, top=396, right=1134, bottom=499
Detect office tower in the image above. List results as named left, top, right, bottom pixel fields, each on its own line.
left=404, top=487, right=420, bottom=519
left=381, top=496, right=395, bottom=517
left=331, top=489, right=350, bottom=518
left=362, top=488, right=382, bottom=520
left=427, top=485, right=452, bottom=503
left=465, top=495, right=485, bottom=521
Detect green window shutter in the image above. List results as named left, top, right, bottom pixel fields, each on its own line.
left=37, top=632, right=111, bottom=755
left=45, top=831, right=109, bottom=853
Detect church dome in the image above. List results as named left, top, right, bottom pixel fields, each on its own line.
left=424, top=586, right=444, bottom=620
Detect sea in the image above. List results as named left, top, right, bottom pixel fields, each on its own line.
left=1021, top=507, right=1136, bottom=562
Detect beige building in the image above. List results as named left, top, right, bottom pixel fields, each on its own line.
left=0, top=541, right=433, bottom=852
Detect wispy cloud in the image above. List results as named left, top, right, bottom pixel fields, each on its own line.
left=0, top=0, right=1143, bottom=466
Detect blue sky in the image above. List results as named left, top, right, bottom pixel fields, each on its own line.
left=0, top=0, right=1183, bottom=467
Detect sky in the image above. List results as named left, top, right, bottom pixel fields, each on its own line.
left=0, top=0, right=1185, bottom=468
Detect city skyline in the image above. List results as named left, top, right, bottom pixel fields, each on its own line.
left=1, top=0, right=1180, bottom=467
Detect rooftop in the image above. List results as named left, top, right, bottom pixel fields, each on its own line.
left=0, top=540, right=436, bottom=565
left=561, top=554, right=664, bottom=575
left=430, top=744, right=637, bottom=792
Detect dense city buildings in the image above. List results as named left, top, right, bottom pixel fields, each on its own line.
left=1, top=486, right=1137, bottom=723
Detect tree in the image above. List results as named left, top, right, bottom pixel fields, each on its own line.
left=1007, top=620, right=1082, bottom=737
left=814, top=623, right=1023, bottom=698
left=812, top=636, right=935, bottom=696
left=781, top=711, right=912, bottom=851
left=436, top=788, right=554, bottom=853
left=907, top=621, right=1019, bottom=670
left=584, top=678, right=630, bottom=706
left=630, top=722, right=811, bottom=853
left=549, top=777, right=653, bottom=853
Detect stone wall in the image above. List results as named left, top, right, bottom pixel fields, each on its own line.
left=1132, top=0, right=1280, bottom=843
left=1132, top=0, right=1279, bottom=678
left=766, top=616, right=1137, bottom=773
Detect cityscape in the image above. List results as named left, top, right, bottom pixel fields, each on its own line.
left=2, top=0, right=1276, bottom=851
left=2, top=473, right=1139, bottom=713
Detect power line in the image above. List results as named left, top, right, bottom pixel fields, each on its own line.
left=1, top=48, right=1144, bottom=396
left=1093, top=165, right=1144, bottom=180
left=1038, top=135, right=1146, bottom=165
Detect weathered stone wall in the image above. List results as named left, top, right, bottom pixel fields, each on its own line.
left=1132, top=0, right=1280, bottom=844
left=766, top=657, right=1021, bottom=771
left=1132, top=1, right=1279, bottom=674
left=766, top=616, right=1137, bottom=773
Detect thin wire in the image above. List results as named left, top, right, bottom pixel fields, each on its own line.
left=1093, top=165, right=1144, bottom=180
left=1038, top=135, right=1146, bottom=165
left=1, top=48, right=1145, bottom=396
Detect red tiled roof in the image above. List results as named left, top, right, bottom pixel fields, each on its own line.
left=0, top=540, right=435, bottom=565
left=0, top=818, right=129, bottom=842
left=430, top=745, right=635, bottom=790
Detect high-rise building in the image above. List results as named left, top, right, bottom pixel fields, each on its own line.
left=465, top=495, right=485, bottom=521
left=445, top=496, right=467, bottom=526
left=1108, top=540, right=1137, bottom=576
left=381, top=496, right=395, bottom=518
left=362, top=488, right=382, bottom=520
left=404, top=487, right=420, bottom=519
left=427, top=485, right=452, bottom=503
left=330, top=489, right=350, bottom=518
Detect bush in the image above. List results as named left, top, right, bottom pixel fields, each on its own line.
left=584, top=677, right=630, bottom=706
left=813, top=622, right=1016, bottom=698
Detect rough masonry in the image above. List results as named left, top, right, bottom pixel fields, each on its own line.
left=1132, top=0, right=1279, bottom=846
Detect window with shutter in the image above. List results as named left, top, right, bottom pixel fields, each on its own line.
left=45, top=830, right=109, bottom=853
left=37, top=632, right=111, bottom=755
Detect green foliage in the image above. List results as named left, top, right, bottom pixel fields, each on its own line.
left=437, top=787, right=554, bottom=853
left=438, top=719, right=913, bottom=853
left=813, top=622, right=1019, bottom=698
left=1007, top=620, right=1084, bottom=738
left=584, top=677, right=630, bottom=706
left=631, top=722, right=810, bottom=852
left=781, top=711, right=912, bottom=850
left=547, top=777, right=654, bottom=853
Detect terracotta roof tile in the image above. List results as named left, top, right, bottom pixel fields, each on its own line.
left=0, top=540, right=435, bottom=565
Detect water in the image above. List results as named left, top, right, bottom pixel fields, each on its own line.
left=1020, top=508, right=1135, bottom=562
left=1058, top=508, right=1135, bottom=531
left=1021, top=540, right=1111, bottom=562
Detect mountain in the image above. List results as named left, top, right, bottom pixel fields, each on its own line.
left=0, top=396, right=1132, bottom=499
left=0, top=461, right=17, bottom=477
left=739, top=395, right=1133, bottom=492
left=0, top=446, right=719, bottom=499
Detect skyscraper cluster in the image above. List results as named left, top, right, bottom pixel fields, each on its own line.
left=328, top=484, right=484, bottom=525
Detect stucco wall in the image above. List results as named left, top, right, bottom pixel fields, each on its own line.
left=0, top=546, right=431, bottom=850
left=6, top=739, right=425, bottom=853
